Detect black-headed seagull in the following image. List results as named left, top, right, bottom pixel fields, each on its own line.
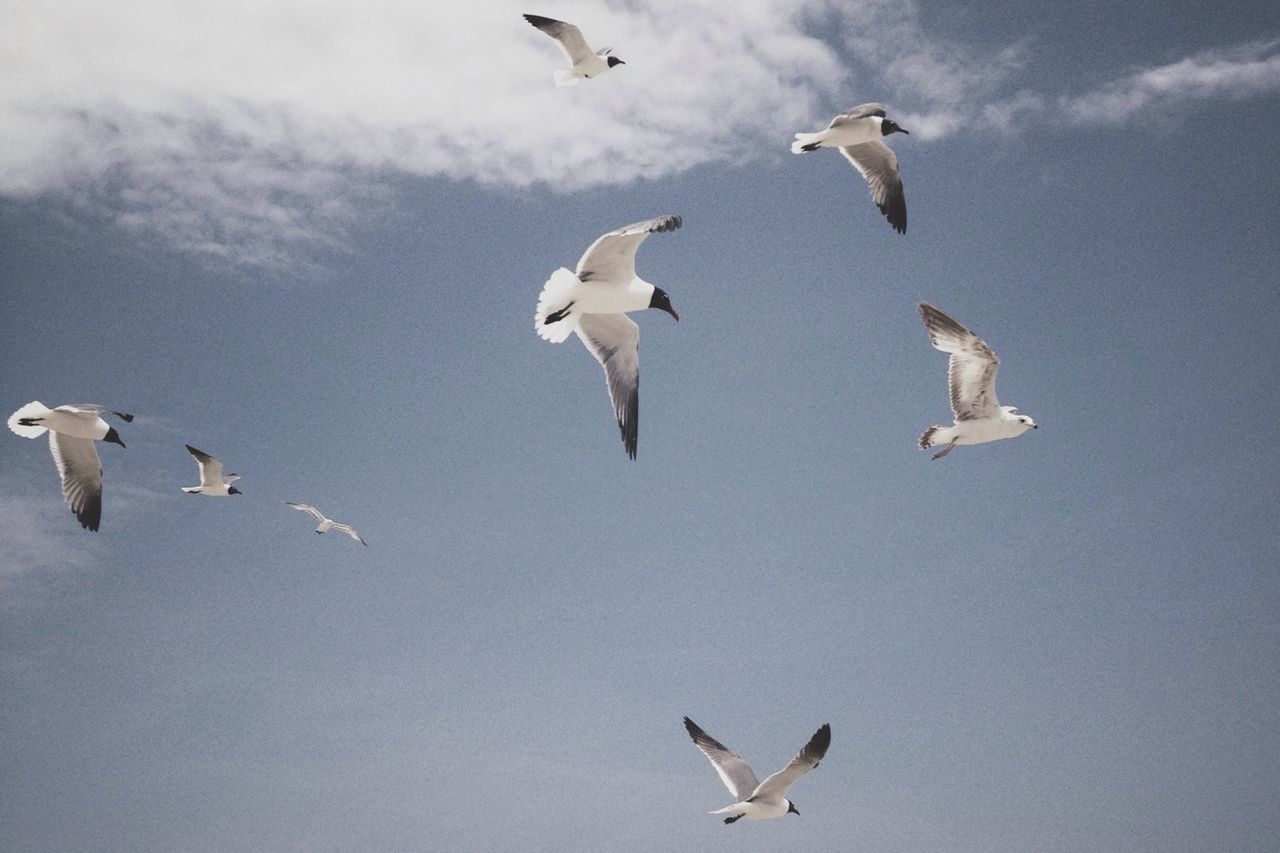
left=917, top=302, right=1037, bottom=459
left=523, top=13, right=624, bottom=86
left=285, top=502, right=367, bottom=546
left=534, top=214, right=681, bottom=459
left=684, top=717, right=831, bottom=824
left=182, top=445, right=242, bottom=496
left=7, top=401, right=132, bottom=531
left=792, top=103, right=909, bottom=234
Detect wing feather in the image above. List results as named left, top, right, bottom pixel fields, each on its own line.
left=839, top=141, right=906, bottom=233
left=918, top=303, right=1001, bottom=420
left=574, top=215, right=681, bottom=285
left=523, top=14, right=594, bottom=64
left=575, top=314, right=640, bottom=459
left=684, top=717, right=760, bottom=801
left=751, top=723, right=831, bottom=800
left=49, top=432, right=103, bottom=531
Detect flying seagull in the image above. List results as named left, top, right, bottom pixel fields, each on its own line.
left=917, top=302, right=1037, bottom=459
left=683, top=716, right=831, bottom=824
left=285, top=502, right=367, bottom=546
left=7, top=401, right=131, bottom=532
left=523, top=13, right=624, bottom=86
left=791, top=103, right=909, bottom=233
left=182, top=445, right=242, bottom=496
left=534, top=214, right=682, bottom=459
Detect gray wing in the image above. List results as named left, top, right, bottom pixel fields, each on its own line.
left=285, top=501, right=328, bottom=523
left=828, top=102, right=887, bottom=127
left=574, top=214, right=681, bottom=285
left=330, top=522, right=368, bottom=546
left=49, top=432, right=103, bottom=531
left=839, top=141, right=906, bottom=233
left=523, top=14, right=594, bottom=64
left=751, top=723, right=831, bottom=800
left=185, top=445, right=224, bottom=486
left=575, top=313, right=640, bottom=460
left=61, top=404, right=133, bottom=422
left=918, top=303, right=1001, bottom=420
left=684, top=717, right=760, bottom=801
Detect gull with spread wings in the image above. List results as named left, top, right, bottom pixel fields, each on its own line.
left=285, top=502, right=367, bottom=546
left=523, top=13, right=625, bottom=86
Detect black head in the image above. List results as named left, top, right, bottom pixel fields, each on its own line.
left=104, top=427, right=126, bottom=448
left=787, top=801, right=800, bottom=816
left=882, top=118, right=909, bottom=136
left=228, top=486, right=242, bottom=495
left=649, top=287, right=679, bottom=321
left=607, top=56, right=625, bottom=68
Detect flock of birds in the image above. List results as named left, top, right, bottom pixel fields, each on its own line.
left=6, top=13, right=1044, bottom=826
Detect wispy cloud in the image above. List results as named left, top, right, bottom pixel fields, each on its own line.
left=1058, top=39, right=1280, bottom=125
left=0, top=494, right=94, bottom=591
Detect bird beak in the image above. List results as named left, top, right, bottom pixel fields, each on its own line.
left=664, top=306, right=679, bottom=321
left=899, top=127, right=910, bottom=134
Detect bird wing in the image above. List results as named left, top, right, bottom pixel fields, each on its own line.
left=828, top=102, right=887, bottom=128
left=575, top=313, right=640, bottom=460
left=49, top=432, right=103, bottom=531
left=918, top=303, right=1002, bottom=420
left=185, top=445, right=224, bottom=487
left=684, top=717, right=760, bottom=801
left=59, top=404, right=133, bottom=422
left=751, top=723, right=831, bottom=800
left=839, top=141, right=907, bottom=234
left=285, top=501, right=327, bottom=523
left=523, top=14, right=594, bottom=64
left=574, top=215, right=681, bottom=285
left=330, top=522, right=367, bottom=546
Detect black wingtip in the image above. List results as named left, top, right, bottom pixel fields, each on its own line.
left=114, top=411, right=135, bottom=423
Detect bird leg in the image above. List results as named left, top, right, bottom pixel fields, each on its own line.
left=931, top=440, right=957, bottom=460
left=723, top=814, right=742, bottom=825
left=544, top=301, right=576, bottom=324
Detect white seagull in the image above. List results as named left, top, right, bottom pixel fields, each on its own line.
left=182, top=445, right=242, bottom=496
left=684, top=717, right=831, bottom=824
left=7, top=401, right=132, bottom=532
left=285, top=502, right=367, bottom=546
left=523, top=13, right=624, bottom=86
left=917, top=302, right=1037, bottom=459
left=534, top=214, right=682, bottom=459
left=791, top=103, right=909, bottom=234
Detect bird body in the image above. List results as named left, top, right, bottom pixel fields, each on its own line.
left=917, top=303, right=1037, bottom=459
left=534, top=215, right=682, bottom=459
left=523, top=14, right=624, bottom=86
left=7, top=401, right=131, bottom=531
left=182, top=445, right=241, bottom=496
left=792, top=103, right=909, bottom=233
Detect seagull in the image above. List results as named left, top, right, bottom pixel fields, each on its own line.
left=534, top=214, right=682, bottom=459
left=523, top=13, right=624, bottom=86
left=684, top=717, right=831, bottom=824
left=917, top=302, right=1037, bottom=459
left=7, top=401, right=132, bottom=532
left=791, top=103, right=909, bottom=233
left=285, top=502, right=367, bottom=546
left=182, top=445, right=242, bottom=496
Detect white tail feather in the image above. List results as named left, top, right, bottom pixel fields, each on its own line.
left=535, top=267, right=582, bottom=343
left=791, top=131, right=824, bottom=153
left=7, top=400, right=51, bottom=438
left=553, top=69, right=579, bottom=87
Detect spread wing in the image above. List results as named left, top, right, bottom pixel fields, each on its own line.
left=185, top=445, right=224, bottom=486
left=827, top=102, right=886, bottom=127
left=285, top=501, right=328, bottom=523
left=523, top=14, right=594, bottom=64
left=839, top=141, right=906, bottom=233
left=751, top=723, right=831, bottom=800
left=330, top=522, right=367, bottom=546
left=575, top=313, right=640, bottom=459
left=49, top=432, right=103, bottom=531
left=918, top=303, right=1001, bottom=420
left=684, top=717, right=760, bottom=801
left=574, top=214, right=681, bottom=285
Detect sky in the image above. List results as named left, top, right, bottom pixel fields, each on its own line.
left=1, top=1, right=1278, bottom=851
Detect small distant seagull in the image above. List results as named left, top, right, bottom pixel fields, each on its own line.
left=917, top=302, right=1037, bottom=459
left=523, top=13, right=624, bottom=86
left=7, top=401, right=131, bottom=532
left=684, top=717, right=831, bottom=824
left=534, top=214, right=682, bottom=459
left=285, top=502, right=367, bottom=546
left=182, top=445, right=242, bottom=496
left=791, top=103, right=909, bottom=234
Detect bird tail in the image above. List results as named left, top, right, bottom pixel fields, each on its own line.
left=919, top=425, right=945, bottom=449
left=553, top=69, right=579, bottom=87
left=535, top=267, right=582, bottom=343
left=791, top=131, right=824, bottom=153
left=181, top=486, right=201, bottom=494
left=7, top=401, right=51, bottom=438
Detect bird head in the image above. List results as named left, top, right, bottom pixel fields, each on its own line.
left=228, top=486, right=242, bottom=495
left=649, top=287, right=679, bottom=321
left=787, top=801, right=800, bottom=816
left=882, top=118, right=909, bottom=136
left=104, top=427, right=126, bottom=448
left=607, top=56, right=626, bottom=68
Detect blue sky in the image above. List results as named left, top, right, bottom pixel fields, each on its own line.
left=2, top=1, right=1279, bottom=851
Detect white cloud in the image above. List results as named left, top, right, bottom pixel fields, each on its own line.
left=1059, top=39, right=1280, bottom=125
left=0, top=494, right=94, bottom=591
